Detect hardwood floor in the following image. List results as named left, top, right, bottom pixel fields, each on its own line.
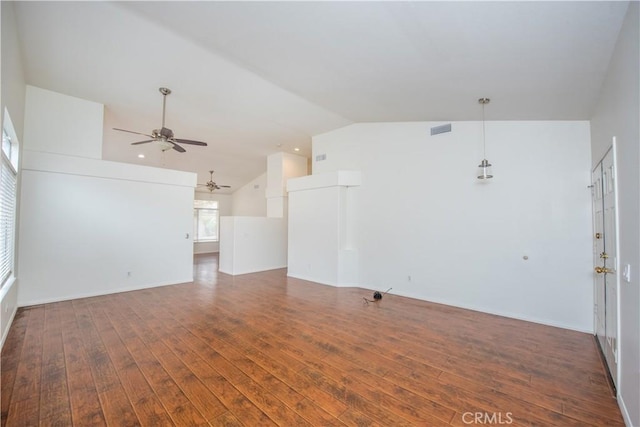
left=1, top=254, right=624, bottom=426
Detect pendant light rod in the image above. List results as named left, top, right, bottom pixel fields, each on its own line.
left=479, top=97, right=490, bottom=159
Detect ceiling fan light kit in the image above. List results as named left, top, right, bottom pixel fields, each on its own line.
left=114, top=87, right=208, bottom=153
left=477, top=97, right=493, bottom=180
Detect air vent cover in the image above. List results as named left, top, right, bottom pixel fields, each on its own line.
left=430, top=123, right=452, bottom=136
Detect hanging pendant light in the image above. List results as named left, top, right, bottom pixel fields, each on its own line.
left=477, top=97, right=493, bottom=180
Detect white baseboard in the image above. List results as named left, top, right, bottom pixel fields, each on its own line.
left=289, top=277, right=594, bottom=334
left=0, top=305, right=18, bottom=350
left=618, top=392, right=633, bottom=427
left=286, top=272, right=336, bottom=286
left=18, top=278, right=193, bottom=307
left=409, top=292, right=593, bottom=334
left=286, top=272, right=358, bottom=288
left=219, top=264, right=287, bottom=276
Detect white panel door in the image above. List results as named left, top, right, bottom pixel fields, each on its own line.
left=591, top=165, right=606, bottom=354
left=592, top=147, right=618, bottom=387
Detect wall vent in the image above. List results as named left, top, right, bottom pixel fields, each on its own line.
left=316, top=154, right=327, bottom=161
left=430, top=123, right=452, bottom=136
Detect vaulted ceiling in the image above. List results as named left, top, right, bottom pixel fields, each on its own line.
left=12, top=1, right=629, bottom=192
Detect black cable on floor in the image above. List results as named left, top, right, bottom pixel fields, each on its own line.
left=363, top=287, right=392, bottom=305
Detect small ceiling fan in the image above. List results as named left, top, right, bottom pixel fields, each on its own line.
left=198, top=170, right=231, bottom=192
left=113, top=87, right=208, bottom=153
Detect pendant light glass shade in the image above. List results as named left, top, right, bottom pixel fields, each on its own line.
left=477, top=159, right=493, bottom=179
left=477, top=98, right=493, bottom=180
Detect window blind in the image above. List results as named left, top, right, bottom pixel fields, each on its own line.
left=0, top=155, right=17, bottom=286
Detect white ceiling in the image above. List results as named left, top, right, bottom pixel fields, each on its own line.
left=12, top=1, right=629, bottom=192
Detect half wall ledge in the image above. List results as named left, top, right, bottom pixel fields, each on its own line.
left=287, top=170, right=361, bottom=192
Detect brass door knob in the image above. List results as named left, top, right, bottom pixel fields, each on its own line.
left=594, top=266, right=613, bottom=274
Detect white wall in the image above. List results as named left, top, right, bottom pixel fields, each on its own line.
left=288, top=171, right=360, bottom=286
left=289, top=186, right=341, bottom=285
left=310, top=121, right=593, bottom=332
left=194, top=191, right=232, bottom=254
left=219, top=216, right=287, bottom=275
left=590, top=3, right=639, bottom=425
left=17, top=87, right=197, bottom=306
left=1, top=5, right=25, bottom=144
left=266, top=152, right=308, bottom=218
left=0, top=1, right=26, bottom=349
left=18, top=151, right=196, bottom=305
left=231, top=172, right=267, bottom=216
left=24, top=86, right=103, bottom=159
left=221, top=153, right=306, bottom=274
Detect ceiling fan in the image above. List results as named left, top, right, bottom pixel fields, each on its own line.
left=198, top=170, right=231, bottom=192
left=113, top=87, right=208, bottom=153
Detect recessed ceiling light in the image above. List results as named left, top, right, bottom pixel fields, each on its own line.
left=294, top=147, right=300, bottom=152
left=138, top=154, right=145, bottom=159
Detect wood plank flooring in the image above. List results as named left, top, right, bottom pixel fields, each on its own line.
left=1, top=254, right=624, bottom=426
